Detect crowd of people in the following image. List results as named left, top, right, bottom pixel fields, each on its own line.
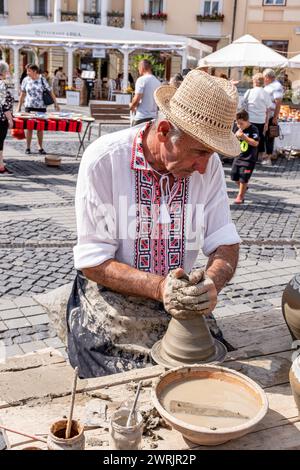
left=128, top=62, right=285, bottom=205
left=0, top=56, right=285, bottom=194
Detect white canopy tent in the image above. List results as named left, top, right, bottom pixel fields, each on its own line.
left=288, top=53, right=300, bottom=68
left=198, top=34, right=288, bottom=68
left=0, top=21, right=211, bottom=95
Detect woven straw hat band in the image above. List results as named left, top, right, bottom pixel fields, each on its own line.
left=154, top=69, right=241, bottom=157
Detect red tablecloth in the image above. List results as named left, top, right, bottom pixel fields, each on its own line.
left=13, top=117, right=82, bottom=133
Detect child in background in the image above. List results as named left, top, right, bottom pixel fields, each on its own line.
left=231, top=110, right=259, bottom=204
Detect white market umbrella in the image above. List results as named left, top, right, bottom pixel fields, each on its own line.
left=198, top=34, right=288, bottom=68
left=288, top=53, right=300, bottom=68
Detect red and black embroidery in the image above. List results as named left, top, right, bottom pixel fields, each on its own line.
left=132, top=125, right=189, bottom=276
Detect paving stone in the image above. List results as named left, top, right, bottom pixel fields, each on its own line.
left=230, top=304, right=253, bottom=314
left=14, top=297, right=37, bottom=308
left=32, top=331, right=51, bottom=341
left=4, top=318, right=30, bottom=329
left=19, top=341, right=47, bottom=353
left=0, top=300, right=16, bottom=311
left=13, top=335, right=33, bottom=344
left=27, top=314, right=50, bottom=326
left=0, top=309, right=24, bottom=320
left=0, top=321, right=8, bottom=332
left=33, top=324, right=51, bottom=332
left=269, top=297, right=282, bottom=307
left=20, top=306, right=46, bottom=317
left=3, top=344, right=23, bottom=357
left=44, top=337, right=65, bottom=349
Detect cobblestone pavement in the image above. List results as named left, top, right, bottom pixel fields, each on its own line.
left=0, top=117, right=300, bottom=357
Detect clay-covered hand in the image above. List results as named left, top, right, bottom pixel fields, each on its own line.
left=162, top=268, right=217, bottom=320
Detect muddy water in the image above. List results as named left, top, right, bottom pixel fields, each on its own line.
left=161, top=378, right=260, bottom=429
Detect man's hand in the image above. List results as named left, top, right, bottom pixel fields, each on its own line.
left=162, top=268, right=217, bottom=320
left=272, top=116, right=278, bottom=125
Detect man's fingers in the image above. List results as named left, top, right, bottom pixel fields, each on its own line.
left=180, top=283, right=209, bottom=296
left=178, top=294, right=210, bottom=305
left=189, top=269, right=205, bottom=285
left=171, top=268, right=190, bottom=281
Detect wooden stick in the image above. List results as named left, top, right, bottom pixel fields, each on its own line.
left=65, top=366, right=78, bottom=439
left=126, top=381, right=142, bottom=427
left=0, top=424, right=47, bottom=444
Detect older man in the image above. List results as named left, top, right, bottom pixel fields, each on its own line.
left=68, top=70, right=241, bottom=378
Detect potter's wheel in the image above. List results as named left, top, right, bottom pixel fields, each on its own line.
left=151, top=339, right=227, bottom=369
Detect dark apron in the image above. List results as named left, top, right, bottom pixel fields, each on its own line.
left=66, top=272, right=233, bottom=378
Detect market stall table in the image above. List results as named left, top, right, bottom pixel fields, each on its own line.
left=275, top=122, right=300, bottom=152
left=13, top=113, right=95, bottom=159
left=1, top=306, right=299, bottom=450
left=112, top=92, right=132, bottom=105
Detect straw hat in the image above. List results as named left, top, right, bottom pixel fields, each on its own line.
left=154, top=69, right=240, bottom=157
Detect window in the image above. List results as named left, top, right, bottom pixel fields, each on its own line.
left=0, top=0, right=4, bottom=14
left=149, top=0, right=163, bottom=14
left=34, top=0, right=47, bottom=16
left=203, top=1, right=220, bottom=15
left=262, top=40, right=289, bottom=56
left=263, top=0, right=286, bottom=5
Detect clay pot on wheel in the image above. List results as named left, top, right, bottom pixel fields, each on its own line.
left=282, top=273, right=300, bottom=340
left=289, top=355, right=300, bottom=416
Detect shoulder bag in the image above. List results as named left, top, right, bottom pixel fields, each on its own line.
left=268, top=124, right=280, bottom=138
left=41, top=77, right=54, bottom=107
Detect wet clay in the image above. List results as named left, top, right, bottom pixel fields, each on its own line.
left=47, top=419, right=85, bottom=450
left=161, top=378, right=260, bottom=429
left=109, top=409, right=143, bottom=450
left=54, top=425, right=78, bottom=439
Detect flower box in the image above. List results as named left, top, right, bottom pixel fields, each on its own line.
left=141, top=12, right=168, bottom=21
left=196, top=14, right=224, bottom=22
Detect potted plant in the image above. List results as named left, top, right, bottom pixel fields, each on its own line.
left=196, top=13, right=224, bottom=22
left=141, top=12, right=168, bottom=21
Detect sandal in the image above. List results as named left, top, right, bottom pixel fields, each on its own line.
left=234, top=196, right=244, bottom=204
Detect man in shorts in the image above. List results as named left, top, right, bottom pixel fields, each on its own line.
left=231, top=110, right=259, bottom=204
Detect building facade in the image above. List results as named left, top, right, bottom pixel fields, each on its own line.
left=2, top=0, right=300, bottom=83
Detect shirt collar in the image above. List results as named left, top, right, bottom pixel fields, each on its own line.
left=131, top=121, right=153, bottom=172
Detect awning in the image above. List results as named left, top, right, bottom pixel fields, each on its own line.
left=198, top=34, right=288, bottom=68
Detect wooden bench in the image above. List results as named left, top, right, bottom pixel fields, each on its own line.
left=88, top=103, right=131, bottom=139
left=2, top=306, right=299, bottom=450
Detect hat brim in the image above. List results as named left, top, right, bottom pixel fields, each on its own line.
left=154, top=85, right=240, bottom=158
